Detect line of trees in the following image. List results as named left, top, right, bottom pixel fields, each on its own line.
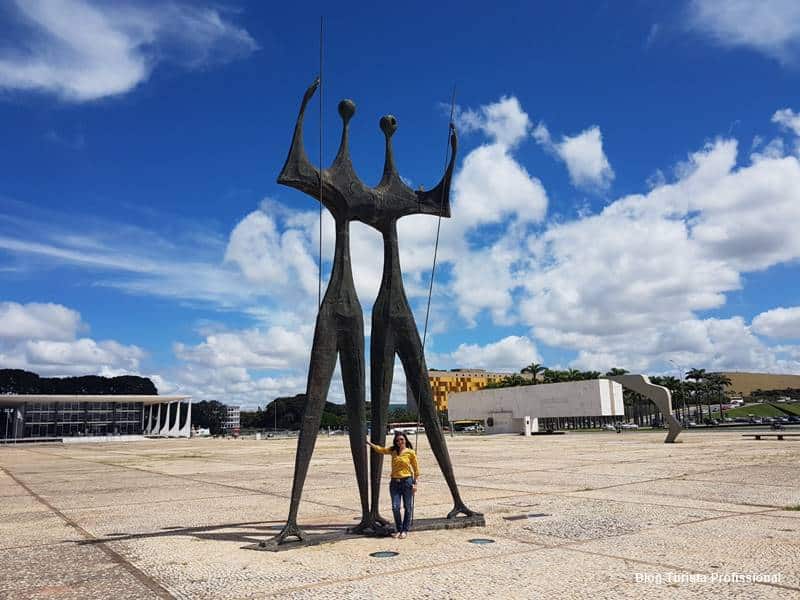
left=238, top=395, right=419, bottom=432
left=0, top=369, right=158, bottom=395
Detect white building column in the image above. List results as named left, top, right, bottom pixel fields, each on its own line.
left=178, top=401, right=191, bottom=438
left=159, top=402, right=171, bottom=437
left=168, top=401, right=181, bottom=437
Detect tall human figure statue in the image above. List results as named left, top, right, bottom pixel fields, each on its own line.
left=274, top=78, right=372, bottom=543
left=364, top=115, right=478, bottom=529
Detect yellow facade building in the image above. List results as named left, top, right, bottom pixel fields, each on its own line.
left=407, top=369, right=518, bottom=412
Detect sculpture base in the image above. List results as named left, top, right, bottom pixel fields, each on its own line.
left=247, top=514, right=486, bottom=552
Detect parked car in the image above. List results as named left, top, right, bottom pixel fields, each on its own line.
left=788, top=416, right=800, bottom=423
left=603, top=424, right=617, bottom=431
left=620, top=423, right=639, bottom=430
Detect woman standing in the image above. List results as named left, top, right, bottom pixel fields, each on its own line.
left=366, top=432, right=419, bottom=538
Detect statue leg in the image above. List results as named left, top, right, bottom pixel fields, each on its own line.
left=396, top=330, right=480, bottom=519
left=274, top=308, right=338, bottom=544
left=337, top=318, right=372, bottom=533
left=368, top=319, right=394, bottom=530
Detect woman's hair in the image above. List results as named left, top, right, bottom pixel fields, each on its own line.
left=392, top=431, right=413, bottom=453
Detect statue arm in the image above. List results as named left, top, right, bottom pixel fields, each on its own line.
left=415, top=123, right=457, bottom=218
left=367, top=440, right=391, bottom=454
left=276, top=78, right=321, bottom=197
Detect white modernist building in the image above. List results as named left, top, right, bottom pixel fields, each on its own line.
left=448, top=379, right=625, bottom=435
left=0, top=394, right=191, bottom=441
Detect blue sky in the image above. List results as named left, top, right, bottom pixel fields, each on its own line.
left=1, top=0, right=800, bottom=407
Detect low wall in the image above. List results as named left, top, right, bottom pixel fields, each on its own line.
left=62, top=435, right=147, bottom=444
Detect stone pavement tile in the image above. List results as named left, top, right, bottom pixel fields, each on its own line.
left=15, top=470, right=197, bottom=495
left=564, top=487, right=772, bottom=514
left=113, top=525, right=539, bottom=599
left=457, top=470, right=641, bottom=494
left=559, top=458, right=723, bottom=479
left=33, top=479, right=248, bottom=511
left=0, top=541, right=162, bottom=599
left=66, top=494, right=294, bottom=538
left=281, top=545, right=789, bottom=600
left=592, top=477, right=800, bottom=508
left=483, top=494, right=726, bottom=545
left=0, top=510, right=80, bottom=550
left=682, top=464, right=800, bottom=488
left=0, top=495, right=46, bottom=517
left=572, top=513, right=800, bottom=589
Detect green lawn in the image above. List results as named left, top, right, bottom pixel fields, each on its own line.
left=720, top=403, right=785, bottom=418
left=778, top=402, right=800, bottom=416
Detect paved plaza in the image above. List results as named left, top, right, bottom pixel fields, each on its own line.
left=1, top=431, right=799, bottom=599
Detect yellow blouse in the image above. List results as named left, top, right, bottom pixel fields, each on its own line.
left=369, top=443, right=420, bottom=480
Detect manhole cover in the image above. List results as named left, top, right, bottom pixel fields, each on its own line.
left=370, top=551, right=399, bottom=558
left=468, top=538, right=495, bottom=545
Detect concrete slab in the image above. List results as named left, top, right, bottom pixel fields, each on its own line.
left=0, top=431, right=797, bottom=598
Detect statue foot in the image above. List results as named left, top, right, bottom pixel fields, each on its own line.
left=270, top=522, right=306, bottom=545
left=348, top=516, right=393, bottom=536
left=373, top=513, right=391, bottom=527
left=447, top=504, right=482, bottom=519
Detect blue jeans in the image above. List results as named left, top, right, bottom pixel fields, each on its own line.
left=390, top=477, right=415, bottom=533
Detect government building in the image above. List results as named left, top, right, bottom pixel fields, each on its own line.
left=1, top=394, right=192, bottom=442
left=407, top=369, right=521, bottom=412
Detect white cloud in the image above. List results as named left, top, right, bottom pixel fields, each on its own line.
left=224, top=209, right=319, bottom=299
left=174, top=325, right=312, bottom=371
left=0, top=301, right=144, bottom=376
left=443, top=336, right=540, bottom=372
left=568, top=316, right=800, bottom=375
left=0, top=301, right=83, bottom=341
left=687, top=0, right=800, bottom=62
left=0, top=0, right=257, bottom=101
left=162, top=363, right=306, bottom=406
left=772, top=108, right=800, bottom=137
left=752, top=306, right=800, bottom=339
left=456, top=96, right=530, bottom=147
left=534, top=123, right=615, bottom=191
left=452, top=144, right=549, bottom=229
left=516, top=132, right=800, bottom=373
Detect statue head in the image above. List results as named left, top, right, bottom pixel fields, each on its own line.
left=380, top=114, right=398, bottom=137
left=338, top=99, right=356, bottom=124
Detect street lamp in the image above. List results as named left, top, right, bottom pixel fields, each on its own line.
left=668, top=360, right=687, bottom=422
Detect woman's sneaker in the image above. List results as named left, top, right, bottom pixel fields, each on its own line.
left=399, top=531, right=407, bottom=539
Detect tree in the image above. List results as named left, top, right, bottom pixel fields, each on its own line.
left=685, top=368, right=707, bottom=420
left=191, top=400, right=227, bottom=435
left=264, top=394, right=349, bottom=431
left=605, top=368, right=629, bottom=377
left=705, top=372, right=732, bottom=418
left=521, top=362, right=545, bottom=384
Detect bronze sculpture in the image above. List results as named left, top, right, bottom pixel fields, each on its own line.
left=274, top=78, right=370, bottom=543
left=364, top=115, right=478, bottom=532
left=273, top=79, right=477, bottom=544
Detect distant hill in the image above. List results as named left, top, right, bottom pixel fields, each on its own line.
left=242, top=397, right=411, bottom=430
